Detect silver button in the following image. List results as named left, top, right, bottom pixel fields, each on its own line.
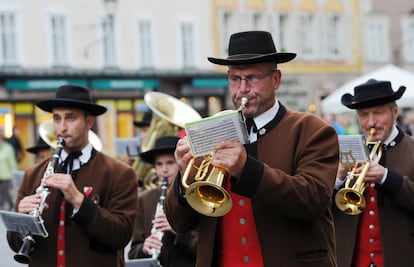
left=369, top=210, right=375, bottom=216
left=240, top=218, right=246, bottom=225
left=370, top=252, right=375, bottom=258
left=239, top=199, right=245, bottom=206
left=369, top=224, right=375, bottom=230
left=369, top=238, right=374, bottom=244
left=241, top=237, right=247, bottom=244
left=370, top=196, right=376, bottom=202
left=259, top=128, right=266, bottom=135
left=58, top=250, right=64, bottom=256
left=243, top=256, right=250, bottom=263
left=59, top=220, right=65, bottom=226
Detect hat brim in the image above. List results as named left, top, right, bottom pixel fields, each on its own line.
left=139, top=147, right=176, bottom=165
left=342, top=86, right=406, bottom=109
left=133, top=121, right=151, bottom=128
left=36, top=99, right=107, bottom=116
left=208, top=52, right=296, bottom=66
left=26, top=144, right=51, bottom=154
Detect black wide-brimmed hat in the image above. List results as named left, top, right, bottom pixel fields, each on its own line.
left=139, top=136, right=179, bottom=164
left=207, top=31, right=296, bottom=66
left=341, top=79, right=406, bottom=109
left=36, top=85, right=107, bottom=116
left=133, top=110, right=152, bottom=128
left=26, top=137, right=51, bottom=154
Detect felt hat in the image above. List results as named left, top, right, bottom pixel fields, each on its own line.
left=26, top=137, right=51, bottom=154
left=341, top=79, right=406, bottom=109
left=207, top=30, right=296, bottom=66
left=139, top=135, right=179, bottom=164
left=133, top=110, right=152, bottom=128
left=36, top=85, right=107, bottom=116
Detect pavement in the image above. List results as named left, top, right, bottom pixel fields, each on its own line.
left=0, top=209, right=133, bottom=267
left=0, top=213, right=25, bottom=267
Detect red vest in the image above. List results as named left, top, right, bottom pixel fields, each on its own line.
left=353, top=183, right=384, bottom=267
left=217, top=177, right=264, bottom=267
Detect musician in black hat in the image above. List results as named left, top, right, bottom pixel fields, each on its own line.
left=128, top=135, right=197, bottom=267
left=165, top=31, right=339, bottom=267
left=7, top=84, right=137, bottom=267
left=333, top=79, right=414, bottom=267
left=26, top=137, right=52, bottom=164
left=134, top=110, right=153, bottom=150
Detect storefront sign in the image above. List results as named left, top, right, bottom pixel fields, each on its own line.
left=5, top=79, right=87, bottom=90
left=91, top=79, right=159, bottom=90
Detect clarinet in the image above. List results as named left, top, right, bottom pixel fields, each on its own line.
left=14, top=138, right=65, bottom=264
left=150, top=177, right=169, bottom=261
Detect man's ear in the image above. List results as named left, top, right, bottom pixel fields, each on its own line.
left=86, top=114, right=96, bottom=129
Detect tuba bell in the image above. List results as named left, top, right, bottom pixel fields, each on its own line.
left=181, top=97, right=248, bottom=217
left=133, top=92, right=201, bottom=190
left=38, top=120, right=103, bottom=151
left=335, top=128, right=383, bottom=215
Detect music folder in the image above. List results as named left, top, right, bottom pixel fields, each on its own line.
left=338, top=135, right=370, bottom=166
left=0, top=210, right=48, bottom=238
left=184, top=109, right=249, bottom=157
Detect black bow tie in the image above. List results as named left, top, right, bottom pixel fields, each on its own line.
left=246, top=118, right=257, bottom=134
left=61, top=151, right=82, bottom=174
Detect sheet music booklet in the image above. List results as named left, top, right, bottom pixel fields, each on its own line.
left=338, top=135, right=370, bottom=167
left=184, top=109, right=249, bottom=157
left=0, top=210, right=48, bottom=237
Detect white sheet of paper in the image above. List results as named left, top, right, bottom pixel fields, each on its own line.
left=338, top=135, right=370, bottom=166
left=184, top=110, right=249, bottom=157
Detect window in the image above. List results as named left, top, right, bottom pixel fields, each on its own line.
left=364, top=16, right=390, bottom=63
left=219, top=11, right=235, bottom=57
left=50, top=15, right=68, bottom=66
left=102, top=15, right=116, bottom=67
left=297, top=14, right=317, bottom=59
left=402, top=15, right=414, bottom=63
left=138, top=19, right=154, bottom=68
left=0, top=11, right=17, bottom=65
left=179, top=22, right=195, bottom=68
left=273, top=13, right=290, bottom=52
left=325, top=14, right=343, bottom=60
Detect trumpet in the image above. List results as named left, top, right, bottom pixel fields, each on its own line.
left=14, top=138, right=65, bottom=264
left=181, top=97, right=248, bottom=217
left=335, top=128, right=383, bottom=215
left=150, top=177, right=168, bottom=261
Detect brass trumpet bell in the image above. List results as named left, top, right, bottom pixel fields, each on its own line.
left=335, top=180, right=367, bottom=215
left=182, top=155, right=232, bottom=217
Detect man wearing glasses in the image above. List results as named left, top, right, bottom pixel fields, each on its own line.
left=165, top=31, right=340, bottom=267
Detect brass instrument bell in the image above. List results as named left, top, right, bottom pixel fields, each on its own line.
left=133, top=92, right=201, bottom=190
left=181, top=155, right=232, bottom=217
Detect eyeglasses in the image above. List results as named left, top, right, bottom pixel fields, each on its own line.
left=227, top=70, right=276, bottom=87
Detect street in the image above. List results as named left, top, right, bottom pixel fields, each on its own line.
left=0, top=215, right=25, bottom=267
left=0, top=209, right=132, bottom=267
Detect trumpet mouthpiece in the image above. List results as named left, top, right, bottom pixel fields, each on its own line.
left=241, top=97, right=248, bottom=107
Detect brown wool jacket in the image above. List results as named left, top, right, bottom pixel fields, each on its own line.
left=7, top=151, right=138, bottom=267
left=165, top=106, right=339, bottom=267
left=128, top=187, right=197, bottom=267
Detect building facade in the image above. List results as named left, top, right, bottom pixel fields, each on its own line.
left=1, top=0, right=386, bottom=167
